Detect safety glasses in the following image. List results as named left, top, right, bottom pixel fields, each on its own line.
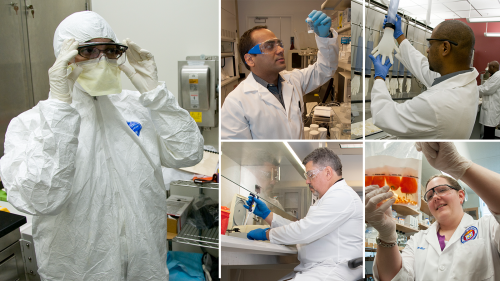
left=426, top=38, right=458, bottom=48
left=77, top=42, right=128, bottom=60
left=304, top=167, right=326, bottom=180
left=247, top=39, right=284, bottom=54
left=423, top=184, right=460, bottom=202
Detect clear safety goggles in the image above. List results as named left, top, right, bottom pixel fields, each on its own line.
left=247, top=39, right=284, bottom=55
left=304, top=167, right=326, bottom=180
left=423, top=184, right=460, bottom=202
left=77, top=42, right=128, bottom=64
left=426, top=38, right=458, bottom=49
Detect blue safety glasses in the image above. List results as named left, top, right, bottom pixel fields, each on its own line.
left=247, top=39, right=284, bottom=54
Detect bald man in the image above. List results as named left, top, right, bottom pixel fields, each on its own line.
left=370, top=17, right=479, bottom=139
left=478, top=60, right=500, bottom=139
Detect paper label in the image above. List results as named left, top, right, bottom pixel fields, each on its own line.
left=189, top=74, right=199, bottom=108
left=190, top=112, right=202, bottom=123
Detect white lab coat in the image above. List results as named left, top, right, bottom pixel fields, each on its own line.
left=0, top=82, right=204, bottom=281
left=371, top=39, right=479, bottom=139
left=221, top=32, right=339, bottom=139
left=373, top=212, right=500, bottom=281
left=478, top=71, right=500, bottom=127
left=270, top=180, right=363, bottom=281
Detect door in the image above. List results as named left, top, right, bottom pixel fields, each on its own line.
left=25, top=0, right=88, bottom=104
left=244, top=16, right=291, bottom=77
left=0, top=0, right=33, bottom=156
left=0, top=0, right=87, bottom=156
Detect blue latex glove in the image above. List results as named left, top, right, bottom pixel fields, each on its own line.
left=307, top=10, right=332, bottom=37
left=244, top=197, right=271, bottom=219
left=247, top=228, right=270, bottom=241
left=369, top=54, right=392, bottom=80
left=383, top=14, right=404, bottom=39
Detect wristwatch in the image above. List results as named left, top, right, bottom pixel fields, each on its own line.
left=376, top=237, right=397, bottom=248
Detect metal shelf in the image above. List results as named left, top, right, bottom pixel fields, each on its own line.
left=170, top=180, right=219, bottom=190
left=173, top=224, right=219, bottom=250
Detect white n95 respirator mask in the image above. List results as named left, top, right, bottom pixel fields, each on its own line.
left=76, top=57, right=122, bottom=96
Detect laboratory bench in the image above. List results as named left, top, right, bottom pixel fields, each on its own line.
left=0, top=206, right=29, bottom=281
left=221, top=235, right=299, bottom=280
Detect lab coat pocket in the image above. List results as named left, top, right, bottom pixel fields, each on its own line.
left=452, top=238, right=493, bottom=280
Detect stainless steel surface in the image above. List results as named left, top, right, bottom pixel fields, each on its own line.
left=0, top=0, right=88, bottom=156
left=0, top=229, right=21, bottom=250
left=173, top=224, right=218, bottom=250
left=25, top=0, right=87, bottom=104
left=178, top=56, right=219, bottom=128
left=20, top=238, right=40, bottom=280
left=1, top=0, right=33, bottom=156
left=0, top=236, right=27, bottom=281
left=170, top=180, right=219, bottom=190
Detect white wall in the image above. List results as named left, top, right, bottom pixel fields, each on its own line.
left=91, top=0, right=219, bottom=146
left=421, top=142, right=500, bottom=217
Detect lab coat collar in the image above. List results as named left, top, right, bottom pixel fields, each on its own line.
left=429, top=68, right=479, bottom=92
left=423, top=212, right=473, bottom=254
left=244, top=72, right=287, bottom=115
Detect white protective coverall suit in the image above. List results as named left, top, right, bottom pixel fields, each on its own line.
left=271, top=180, right=363, bottom=281
left=479, top=70, right=500, bottom=128
left=370, top=39, right=479, bottom=139
left=0, top=11, right=204, bottom=281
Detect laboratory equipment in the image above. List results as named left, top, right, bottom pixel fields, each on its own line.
left=178, top=55, right=219, bottom=128
left=306, top=18, right=314, bottom=33
left=0, top=211, right=27, bottom=281
left=398, top=61, right=405, bottom=94
left=365, top=142, right=422, bottom=210
left=304, top=127, right=310, bottom=139
left=352, top=36, right=363, bottom=95
left=226, top=194, right=269, bottom=240
left=371, top=0, right=401, bottom=64
left=365, top=40, right=374, bottom=96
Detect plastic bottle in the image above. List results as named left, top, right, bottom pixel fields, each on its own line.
left=386, top=0, right=400, bottom=27
left=306, top=18, right=314, bottom=33
left=290, top=37, right=295, bottom=50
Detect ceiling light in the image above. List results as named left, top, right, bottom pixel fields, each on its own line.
left=467, top=17, right=500, bottom=23
left=340, top=143, right=363, bottom=149
left=283, top=142, right=305, bottom=171
left=484, top=32, right=500, bottom=37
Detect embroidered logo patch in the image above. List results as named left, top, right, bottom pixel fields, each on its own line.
left=127, top=121, right=142, bottom=136
left=461, top=226, right=478, bottom=243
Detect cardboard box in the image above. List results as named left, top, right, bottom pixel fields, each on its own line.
left=166, top=195, right=194, bottom=239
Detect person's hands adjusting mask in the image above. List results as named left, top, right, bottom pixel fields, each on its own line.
left=119, top=38, right=159, bottom=94
left=48, top=38, right=83, bottom=103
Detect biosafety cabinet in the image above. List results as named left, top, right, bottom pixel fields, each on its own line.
left=178, top=56, right=219, bottom=128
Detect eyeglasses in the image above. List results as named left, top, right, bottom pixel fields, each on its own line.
left=423, top=184, right=460, bottom=202
left=304, top=167, right=326, bottom=180
left=77, top=42, right=128, bottom=60
left=426, top=38, right=458, bottom=48
left=247, top=39, right=284, bottom=55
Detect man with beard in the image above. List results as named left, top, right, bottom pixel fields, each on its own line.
left=221, top=10, right=339, bottom=139
left=369, top=16, right=478, bottom=139
left=243, top=147, right=363, bottom=281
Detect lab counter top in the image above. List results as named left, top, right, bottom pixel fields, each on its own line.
left=0, top=210, right=26, bottom=238
left=0, top=201, right=33, bottom=238
left=221, top=235, right=299, bottom=266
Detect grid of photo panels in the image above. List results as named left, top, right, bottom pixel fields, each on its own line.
left=1, top=0, right=500, bottom=281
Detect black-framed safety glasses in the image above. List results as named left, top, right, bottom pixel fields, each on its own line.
left=77, top=42, right=128, bottom=60
left=423, top=184, right=460, bottom=202
left=426, top=38, right=458, bottom=48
